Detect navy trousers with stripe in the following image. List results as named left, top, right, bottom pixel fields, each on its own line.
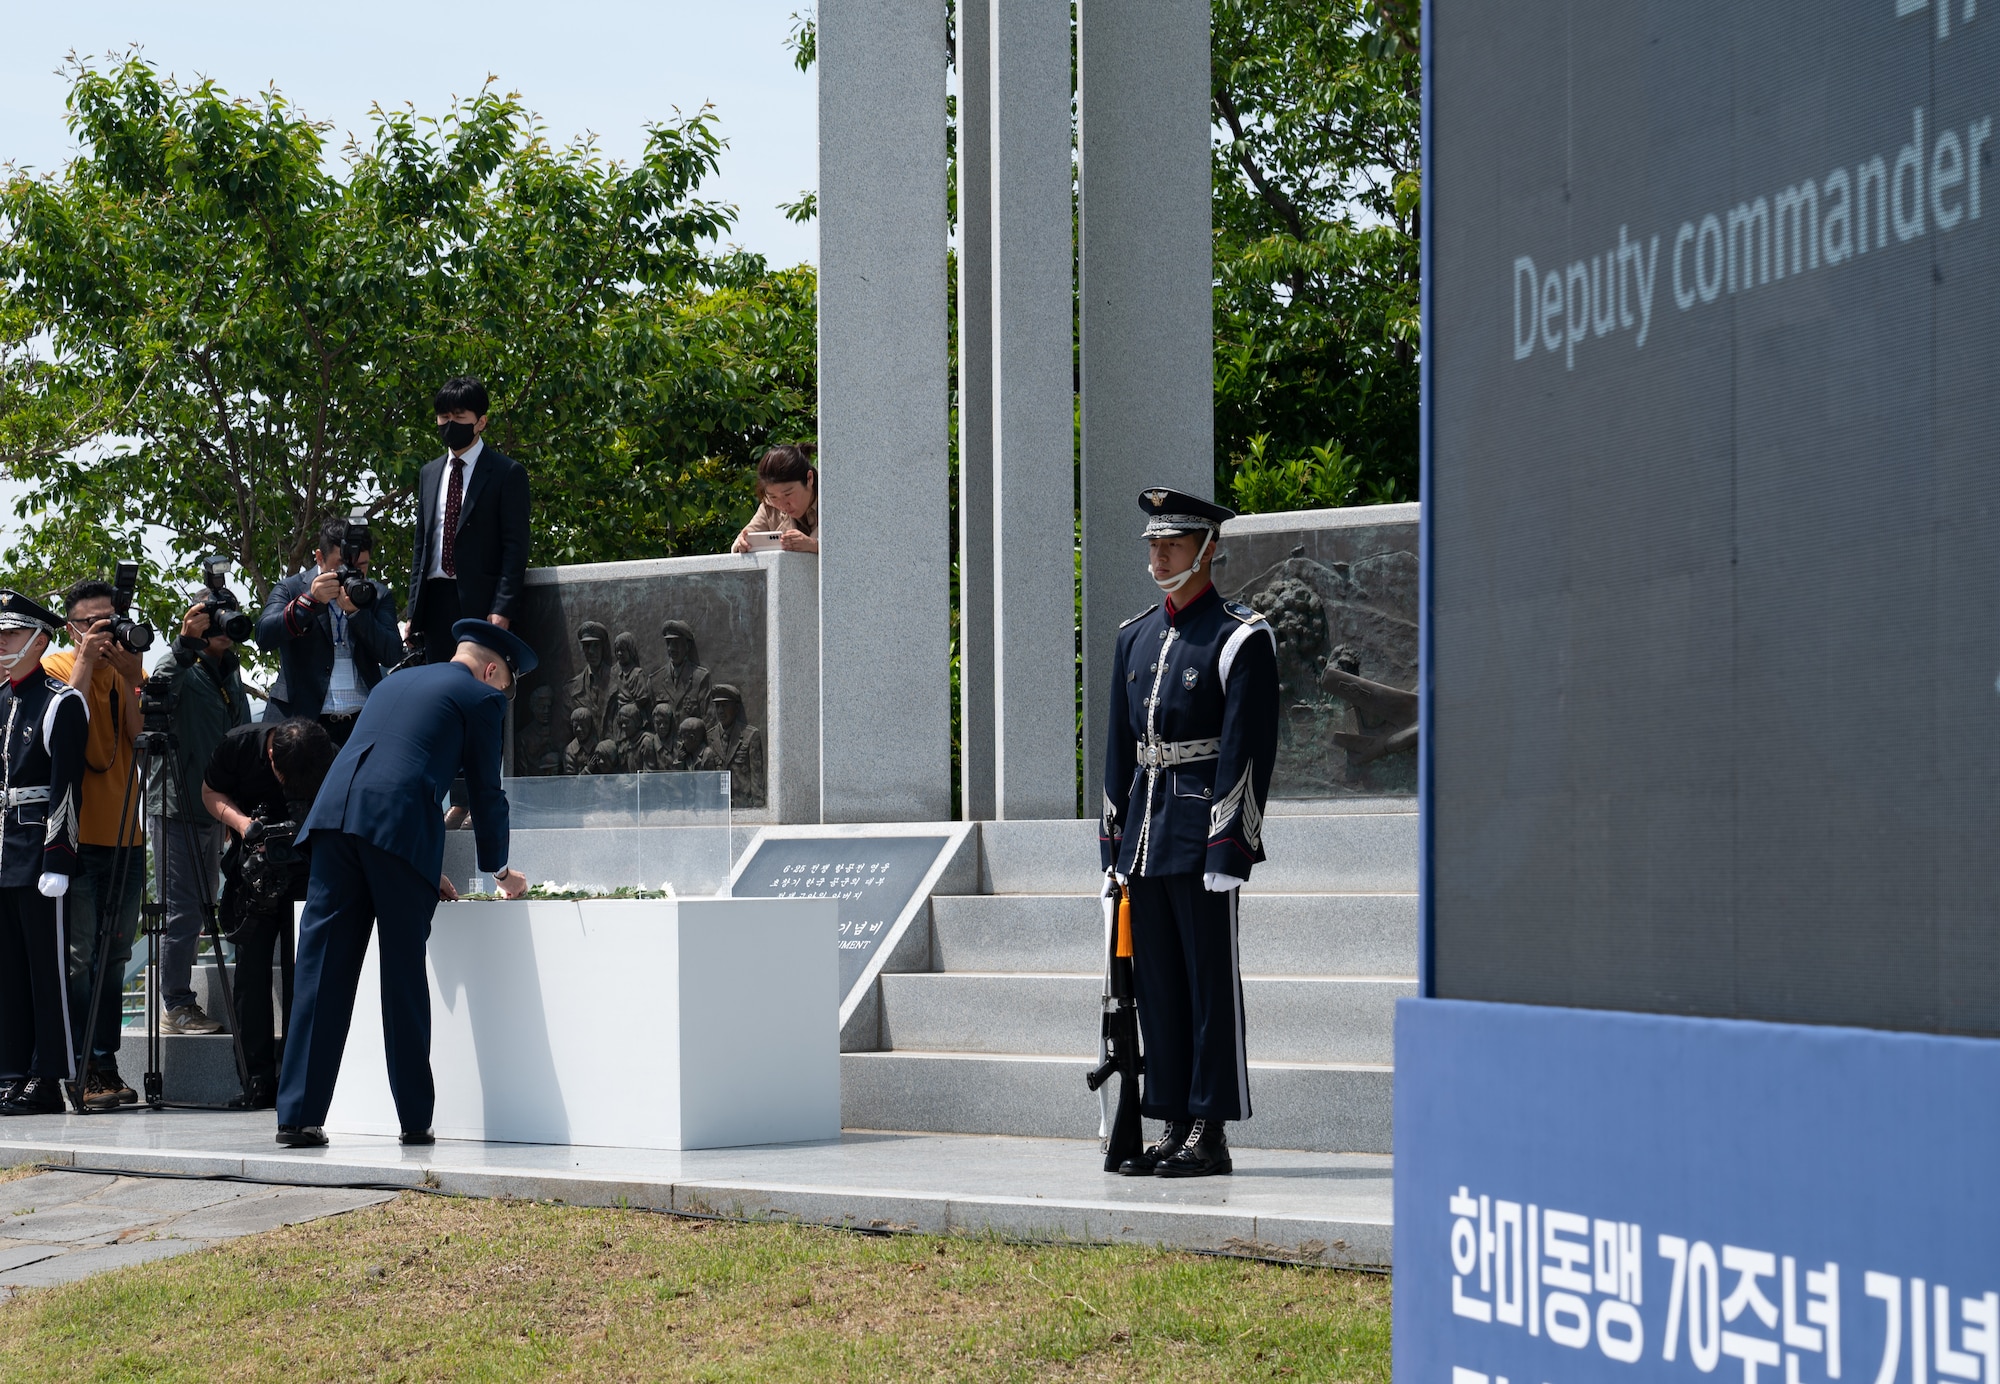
left=277, top=832, right=440, bottom=1132
left=0, top=885, right=74, bottom=1080
left=1127, top=872, right=1250, bottom=1123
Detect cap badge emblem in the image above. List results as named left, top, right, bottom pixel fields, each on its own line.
left=1146, top=489, right=1169, bottom=506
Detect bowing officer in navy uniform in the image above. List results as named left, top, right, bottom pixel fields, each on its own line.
left=0, top=591, right=88, bottom=1116
left=275, top=619, right=535, bottom=1148
left=1099, top=489, right=1279, bottom=1177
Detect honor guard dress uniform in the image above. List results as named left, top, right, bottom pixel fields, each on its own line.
left=0, top=591, right=88, bottom=1115
left=275, top=618, right=537, bottom=1146
left=1099, top=490, right=1278, bottom=1177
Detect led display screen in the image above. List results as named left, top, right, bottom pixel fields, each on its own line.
left=1430, top=0, right=2000, bottom=1032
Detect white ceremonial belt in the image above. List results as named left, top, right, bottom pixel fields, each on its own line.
left=2, top=787, right=49, bottom=807
left=1136, top=738, right=1220, bottom=769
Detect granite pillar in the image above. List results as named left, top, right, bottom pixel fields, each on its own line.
left=1075, top=0, right=1213, bottom=816
left=955, top=0, right=996, bottom=822
left=818, top=0, right=951, bottom=823
left=989, top=0, right=1079, bottom=819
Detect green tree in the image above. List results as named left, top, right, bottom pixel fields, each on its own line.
left=1212, top=0, right=1420, bottom=512
left=0, top=55, right=814, bottom=632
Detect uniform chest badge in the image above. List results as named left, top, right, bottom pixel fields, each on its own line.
left=1182, top=667, right=1199, bottom=690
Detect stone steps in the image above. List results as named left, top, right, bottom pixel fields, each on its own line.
left=840, top=811, right=1416, bottom=1154
left=974, top=810, right=1417, bottom=894
left=877, top=972, right=1411, bottom=1065
left=926, top=891, right=1417, bottom=976
left=842, top=1050, right=1394, bottom=1154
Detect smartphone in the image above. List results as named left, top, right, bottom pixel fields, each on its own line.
left=743, top=531, right=785, bottom=552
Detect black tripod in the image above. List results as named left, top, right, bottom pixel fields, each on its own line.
left=65, top=711, right=254, bottom=1111
left=140, top=726, right=255, bottom=1108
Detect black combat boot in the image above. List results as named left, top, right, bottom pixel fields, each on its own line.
left=227, top=1075, right=277, bottom=1110
left=1117, top=1121, right=1190, bottom=1177
left=1154, top=1118, right=1232, bottom=1178
left=0, top=1076, right=67, bottom=1116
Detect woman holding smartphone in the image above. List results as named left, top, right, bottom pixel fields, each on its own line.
left=731, top=444, right=820, bottom=554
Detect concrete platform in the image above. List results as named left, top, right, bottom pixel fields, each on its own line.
left=0, top=1109, right=1393, bottom=1269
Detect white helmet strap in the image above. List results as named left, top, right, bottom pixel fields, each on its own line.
left=1150, top=528, right=1215, bottom=596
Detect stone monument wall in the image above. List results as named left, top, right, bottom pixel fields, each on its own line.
left=507, top=551, right=820, bottom=824
left=1214, top=502, right=1419, bottom=803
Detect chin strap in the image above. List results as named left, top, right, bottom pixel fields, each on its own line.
left=0, top=635, right=46, bottom=676
left=1149, top=528, right=1215, bottom=596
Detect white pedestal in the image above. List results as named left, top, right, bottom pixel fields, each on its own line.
left=323, top=897, right=839, bottom=1150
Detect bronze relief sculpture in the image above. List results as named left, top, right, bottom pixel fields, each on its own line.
left=531, top=612, right=766, bottom=807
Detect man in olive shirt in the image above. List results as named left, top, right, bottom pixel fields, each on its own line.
left=43, top=580, right=147, bottom=1109
left=144, top=599, right=255, bottom=1084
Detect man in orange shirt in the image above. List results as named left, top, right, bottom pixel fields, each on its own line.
left=44, top=579, right=163, bottom=1110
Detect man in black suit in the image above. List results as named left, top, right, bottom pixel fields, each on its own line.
left=406, top=377, right=532, bottom=666
left=257, top=518, right=401, bottom=746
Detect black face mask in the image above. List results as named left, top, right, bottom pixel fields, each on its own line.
left=439, top=419, right=477, bottom=451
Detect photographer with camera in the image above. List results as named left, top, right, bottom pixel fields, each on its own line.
left=200, top=718, right=335, bottom=1108
left=44, top=574, right=154, bottom=1105
left=257, top=519, right=399, bottom=748
left=138, top=584, right=256, bottom=1089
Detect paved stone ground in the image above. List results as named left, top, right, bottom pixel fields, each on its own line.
left=0, top=1169, right=396, bottom=1295
left=0, top=1111, right=1393, bottom=1268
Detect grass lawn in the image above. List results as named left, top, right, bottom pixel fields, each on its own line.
left=0, top=1189, right=1392, bottom=1382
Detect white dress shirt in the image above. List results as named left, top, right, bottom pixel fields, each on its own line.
left=323, top=599, right=367, bottom=715
left=427, top=436, right=484, bottom=580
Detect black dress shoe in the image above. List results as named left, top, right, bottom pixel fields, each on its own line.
left=0, top=1076, right=66, bottom=1116
left=276, top=1125, right=328, bottom=1147
left=1154, top=1118, right=1233, bottom=1178
left=1117, top=1121, right=1190, bottom=1177
left=228, top=1077, right=277, bottom=1111
left=399, top=1129, right=434, bottom=1146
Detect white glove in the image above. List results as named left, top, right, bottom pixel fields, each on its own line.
left=37, top=872, right=69, bottom=899
left=1203, top=872, right=1245, bottom=893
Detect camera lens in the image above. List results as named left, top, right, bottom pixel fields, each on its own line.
left=114, top=618, right=155, bottom=653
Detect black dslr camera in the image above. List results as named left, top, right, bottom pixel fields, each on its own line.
left=336, top=516, right=377, bottom=609
left=108, top=561, right=156, bottom=654
left=194, top=555, right=256, bottom=643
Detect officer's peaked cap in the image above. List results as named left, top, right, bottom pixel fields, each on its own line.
left=452, top=618, right=539, bottom=678
left=0, top=589, right=61, bottom=635
left=1138, top=488, right=1235, bottom=539
left=660, top=619, right=696, bottom=642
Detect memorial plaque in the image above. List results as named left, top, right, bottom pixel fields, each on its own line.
left=727, top=829, right=968, bottom=1021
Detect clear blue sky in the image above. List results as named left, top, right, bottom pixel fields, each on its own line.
left=0, top=0, right=819, bottom=267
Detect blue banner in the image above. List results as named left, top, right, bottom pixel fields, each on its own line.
left=1394, top=999, right=2000, bottom=1382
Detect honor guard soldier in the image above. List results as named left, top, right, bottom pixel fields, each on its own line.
left=0, top=591, right=88, bottom=1115
left=1099, top=489, right=1278, bottom=1177
left=274, top=618, right=535, bottom=1148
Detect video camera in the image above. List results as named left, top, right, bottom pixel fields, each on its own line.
left=194, top=555, right=256, bottom=643
left=138, top=668, right=176, bottom=740
left=108, top=561, right=156, bottom=655
left=336, top=513, right=377, bottom=609
left=225, top=815, right=309, bottom=934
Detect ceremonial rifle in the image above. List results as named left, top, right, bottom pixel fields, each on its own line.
left=1086, top=883, right=1145, bottom=1172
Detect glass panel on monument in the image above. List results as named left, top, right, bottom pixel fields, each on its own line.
left=441, top=771, right=731, bottom=897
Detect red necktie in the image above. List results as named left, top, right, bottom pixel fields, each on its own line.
left=441, top=457, right=464, bottom=578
